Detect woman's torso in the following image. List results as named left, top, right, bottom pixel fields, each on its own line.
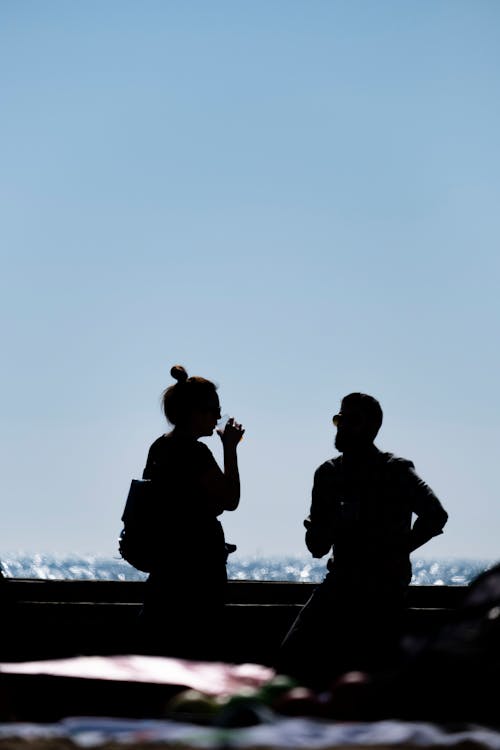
left=142, top=432, right=227, bottom=587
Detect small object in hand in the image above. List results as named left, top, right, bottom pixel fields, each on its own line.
left=217, top=415, right=244, bottom=442
left=217, top=414, right=230, bottom=435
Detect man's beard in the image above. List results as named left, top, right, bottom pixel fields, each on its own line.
left=335, top=431, right=346, bottom=452
left=335, top=431, right=372, bottom=454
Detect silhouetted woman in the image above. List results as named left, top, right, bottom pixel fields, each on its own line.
left=141, top=365, right=244, bottom=659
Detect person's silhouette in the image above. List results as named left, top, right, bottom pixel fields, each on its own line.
left=279, top=392, right=448, bottom=685
left=139, top=364, right=244, bottom=659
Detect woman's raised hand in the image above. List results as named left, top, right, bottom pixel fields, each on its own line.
left=218, top=417, right=245, bottom=447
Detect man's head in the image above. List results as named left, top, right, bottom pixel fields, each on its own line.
left=333, top=393, right=383, bottom=453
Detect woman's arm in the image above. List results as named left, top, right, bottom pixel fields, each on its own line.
left=200, top=419, right=244, bottom=513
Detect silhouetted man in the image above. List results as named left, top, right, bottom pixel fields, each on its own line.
left=279, top=392, right=448, bottom=685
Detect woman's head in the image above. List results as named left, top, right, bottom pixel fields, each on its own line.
left=162, top=365, right=221, bottom=436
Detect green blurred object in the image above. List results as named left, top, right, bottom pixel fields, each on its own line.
left=165, top=689, right=220, bottom=719
left=255, top=674, right=299, bottom=706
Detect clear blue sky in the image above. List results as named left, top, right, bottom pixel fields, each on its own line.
left=1, top=1, right=499, bottom=561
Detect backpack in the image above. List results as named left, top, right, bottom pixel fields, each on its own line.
left=118, top=479, right=158, bottom=573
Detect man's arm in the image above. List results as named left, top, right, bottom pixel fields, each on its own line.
left=404, top=464, right=448, bottom=552
left=305, top=464, right=335, bottom=558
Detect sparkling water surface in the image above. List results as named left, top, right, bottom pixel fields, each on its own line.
left=0, top=553, right=495, bottom=585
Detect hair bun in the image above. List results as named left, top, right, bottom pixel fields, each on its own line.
left=170, top=364, right=188, bottom=383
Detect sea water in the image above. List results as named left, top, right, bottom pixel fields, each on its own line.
left=0, top=553, right=494, bottom=585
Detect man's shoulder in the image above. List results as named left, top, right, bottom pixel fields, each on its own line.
left=314, top=456, right=343, bottom=478
left=379, top=451, right=415, bottom=473
left=314, top=452, right=416, bottom=479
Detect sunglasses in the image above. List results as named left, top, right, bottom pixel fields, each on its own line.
left=332, top=411, right=364, bottom=427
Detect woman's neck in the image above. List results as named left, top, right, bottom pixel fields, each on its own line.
left=172, top=425, right=198, bottom=440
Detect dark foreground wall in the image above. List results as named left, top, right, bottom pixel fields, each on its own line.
left=0, top=579, right=465, bottom=665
